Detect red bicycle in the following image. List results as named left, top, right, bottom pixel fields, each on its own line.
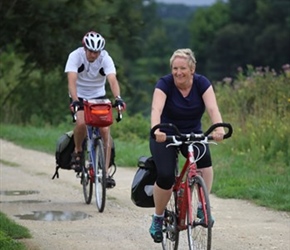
left=150, top=122, right=233, bottom=250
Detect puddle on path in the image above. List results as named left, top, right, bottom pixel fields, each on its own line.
left=0, top=190, right=39, bottom=196
left=15, top=211, right=91, bottom=221
left=0, top=199, right=46, bottom=204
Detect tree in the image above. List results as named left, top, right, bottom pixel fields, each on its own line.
left=0, top=0, right=149, bottom=124
left=188, top=0, right=290, bottom=80
left=188, top=1, right=230, bottom=76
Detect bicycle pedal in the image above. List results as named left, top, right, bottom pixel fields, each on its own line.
left=106, top=177, right=116, bottom=189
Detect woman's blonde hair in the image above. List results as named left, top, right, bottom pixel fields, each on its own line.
left=169, top=48, right=197, bottom=70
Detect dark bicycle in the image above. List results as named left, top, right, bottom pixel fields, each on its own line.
left=75, top=99, right=122, bottom=212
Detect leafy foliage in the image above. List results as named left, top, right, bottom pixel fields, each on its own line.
left=189, top=0, right=290, bottom=80
left=1, top=0, right=289, bottom=125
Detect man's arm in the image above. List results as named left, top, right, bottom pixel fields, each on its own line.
left=107, top=73, right=120, bottom=98
left=67, top=72, right=79, bottom=101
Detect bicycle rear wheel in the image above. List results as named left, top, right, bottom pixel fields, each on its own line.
left=162, top=190, right=179, bottom=250
left=187, top=175, right=212, bottom=250
left=94, top=138, right=106, bottom=212
left=81, top=141, right=93, bottom=204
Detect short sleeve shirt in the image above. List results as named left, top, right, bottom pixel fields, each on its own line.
left=64, top=47, right=116, bottom=99
left=156, top=73, right=211, bottom=133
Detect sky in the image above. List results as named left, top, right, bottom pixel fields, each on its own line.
left=156, top=0, right=218, bottom=6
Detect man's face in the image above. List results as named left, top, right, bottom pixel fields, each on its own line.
left=85, top=49, right=100, bottom=62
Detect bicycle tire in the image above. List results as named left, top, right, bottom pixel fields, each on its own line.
left=81, top=159, right=93, bottom=204
left=81, top=139, right=93, bottom=204
left=162, top=190, right=180, bottom=250
left=187, top=175, right=212, bottom=250
left=94, top=138, right=106, bottom=212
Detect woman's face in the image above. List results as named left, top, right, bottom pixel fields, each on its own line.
left=171, top=56, right=194, bottom=86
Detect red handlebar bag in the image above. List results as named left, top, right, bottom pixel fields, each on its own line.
left=84, top=99, right=113, bottom=127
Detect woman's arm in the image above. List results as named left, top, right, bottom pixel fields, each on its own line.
left=203, top=86, right=225, bottom=140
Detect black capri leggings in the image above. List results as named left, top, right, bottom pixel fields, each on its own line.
left=149, top=137, right=212, bottom=190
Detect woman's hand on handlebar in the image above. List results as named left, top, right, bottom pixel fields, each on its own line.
left=151, top=122, right=233, bottom=142
left=212, top=129, right=225, bottom=142
left=154, top=130, right=167, bottom=143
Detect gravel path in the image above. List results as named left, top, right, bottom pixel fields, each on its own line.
left=0, top=139, right=289, bottom=250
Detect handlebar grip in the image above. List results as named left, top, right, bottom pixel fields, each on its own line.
left=204, top=123, right=233, bottom=139
left=150, top=123, right=181, bottom=139
left=223, top=123, right=233, bottom=139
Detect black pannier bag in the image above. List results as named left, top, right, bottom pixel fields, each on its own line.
left=52, top=132, right=116, bottom=180
left=52, top=131, right=75, bottom=179
left=131, top=156, right=157, bottom=208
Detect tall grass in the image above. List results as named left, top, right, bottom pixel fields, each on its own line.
left=211, top=65, right=290, bottom=211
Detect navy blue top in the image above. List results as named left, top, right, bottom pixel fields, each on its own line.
left=156, top=73, right=211, bottom=134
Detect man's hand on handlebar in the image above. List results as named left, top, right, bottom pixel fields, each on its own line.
left=70, top=100, right=82, bottom=113
left=113, top=96, right=126, bottom=111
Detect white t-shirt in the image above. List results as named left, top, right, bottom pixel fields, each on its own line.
left=64, top=47, right=116, bottom=99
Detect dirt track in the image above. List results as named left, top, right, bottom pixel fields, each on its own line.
left=0, top=139, right=289, bottom=250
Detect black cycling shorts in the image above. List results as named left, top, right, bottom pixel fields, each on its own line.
left=149, top=137, right=212, bottom=190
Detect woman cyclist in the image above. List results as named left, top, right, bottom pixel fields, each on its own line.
left=149, top=48, right=225, bottom=243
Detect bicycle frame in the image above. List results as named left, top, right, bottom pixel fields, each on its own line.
left=86, top=125, right=100, bottom=175
left=173, top=143, right=199, bottom=230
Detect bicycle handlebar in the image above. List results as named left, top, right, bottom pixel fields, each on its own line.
left=73, top=101, right=123, bottom=123
left=150, top=122, right=233, bottom=142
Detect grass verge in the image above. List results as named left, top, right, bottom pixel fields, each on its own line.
left=0, top=212, right=31, bottom=250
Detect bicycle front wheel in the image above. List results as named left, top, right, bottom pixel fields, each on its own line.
left=187, top=175, right=212, bottom=250
left=94, top=138, right=106, bottom=212
left=162, top=190, right=179, bottom=250
left=81, top=161, right=93, bottom=204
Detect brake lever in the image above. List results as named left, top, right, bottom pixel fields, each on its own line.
left=116, top=105, right=122, bottom=122
left=73, top=106, right=79, bottom=121
left=166, top=136, right=182, bottom=148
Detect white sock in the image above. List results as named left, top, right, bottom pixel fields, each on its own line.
left=198, top=202, right=202, bottom=209
left=154, top=212, right=164, bottom=218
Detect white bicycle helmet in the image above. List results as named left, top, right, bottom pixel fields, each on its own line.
left=82, top=31, right=105, bottom=51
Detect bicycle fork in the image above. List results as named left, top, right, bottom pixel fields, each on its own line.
left=176, top=144, right=199, bottom=230
left=176, top=180, right=193, bottom=231
left=86, top=127, right=97, bottom=182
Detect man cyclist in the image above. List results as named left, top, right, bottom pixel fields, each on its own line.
left=64, top=31, right=125, bottom=188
